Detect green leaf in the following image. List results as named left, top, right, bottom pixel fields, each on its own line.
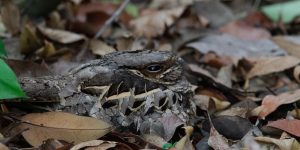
left=125, top=3, right=139, bottom=17
left=261, top=1, right=300, bottom=23
left=0, top=59, right=26, bottom=99
left=162, top=143, right=173, bottom=150
left=0, top=40, right=7, bottom=57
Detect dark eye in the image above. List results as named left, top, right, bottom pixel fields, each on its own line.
left=146, top=64, right=162, bottom=73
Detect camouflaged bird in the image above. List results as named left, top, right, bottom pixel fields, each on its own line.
left=20, top=50, right=196, bottom=129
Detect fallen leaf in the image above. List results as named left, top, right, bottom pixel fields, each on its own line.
left=47, top=11, right=65, bottom=29
left=187, top=34, right=286, bottom=59
left=289, top=109, right=300, bottom=119
left=70, top=140, right=117, bottom=150
left=89, top=39, right=116, bottom=56
left=174, top=6, right=209, bottom=30
left=35, top=40, right=56, bottom=58
left=130, top=7, right=185, bottom=38
left=208, top=126, right=230, bottom=150
left=39, top=139, right=73, bottom=150
left=255, top=136, right=300, bottom=150
left=217, top=65, right=233, bottom=88
left=6, top=59, right=51, bottom=77
left=143, top=134, right=166, bottom=148
left=19, top=24, right=41, bottom=54
left=267, top=119, right=300, bottom=137
left=210, top=116, right=253, bottom=140
left=0, top=0, right=20, bottom=35
left=75, top=2, right=131, bottom=27
left=243, top=11, right=273, bottom=29
left=252, top=89, right=300, bottom=119
left=246, top=56, right=300, bottom=79
left=216, top=107, right=248, bottom=118
left=100, top=132, right=161, bottom=149
left=202, top=52, right=233, bottom=69
left=151, top=0, right=195, bottom=8
left=159, top=113, right=184, bottom=141
left=272, top=36, right=300, bottom=59
left=293, top=66, right=300, bottom=83
left=193, top=0, right=234, bottom=28
left=220, top=21, right=271, bottom=40
left=0, top=143, right=9, bottom=150
left=37, top=26, right=85, bottom=44
left=175, top=126, right=194, bottom=150
left=19, top=112, right=112, bottom=147
left=116, top=36, right=134, bottom=50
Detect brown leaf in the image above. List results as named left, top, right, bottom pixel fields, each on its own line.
left=294, top=66, right=300, bottom=83
left=130, top=7, right=185, bottom=38
left=40, top=139, right=73, bottom=150
left=19, top=24, right=42, bottom=54
left=267, top=119, right=300, bottom=137
left=19, top=112, right=112, bottom=147
left=252, top=89, right=300, bottom=119
left=116, top=36, right=134, bottom=50
left=0, top=0, right=20, bottom=35
left=220, top=21, right=271, bottom=40
left=0, top=143, right=9, bottom=150
left=70, top=140, right=117, bottom=150
left=89, top=39, right=116, bottom=56
left=272, top=36, right=300, bottom=59
left=175, top=126, right=194, bottom=150
left=76, top=2, right=131, bottom=26
left=35, top=40, right=56, bottom=58
left=6, top=59, right=51, bottom=77
left=246, top=56, right=300, bottom=79
left=255, top=136, right=300, bottom=150
left=37, top=26, right=86, bottom=44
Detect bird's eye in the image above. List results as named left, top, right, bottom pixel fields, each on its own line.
left=146, top=64, right=162, bottom=73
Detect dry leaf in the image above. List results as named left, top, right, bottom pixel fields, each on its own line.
left=71, top=140, right=117, bottom=150
left=220, top=21, right=271, bottom=40
left=0, top=0, right=20, bottom=35
left=193, top=95, right=230, bottom=111
left=293, top=66, right=300, bottom=83
left=267, top=119, right=300, bottom=137
left=130, top=7, right=185, bottom=38
left=216, top=107, right=248, bottom=118
left=19, top=24, right=41, bottom=54
left=289, top=109, right=300, bottom=119
left=247, top=56, right=300, bottom=79
left=37, top=26, right=85, bottom=44
left=159, top=113, right=184, bottom=141
left=207, top=126, right=230, bottom=150
left=35, top=40, right=56, bottom=58
left=0, top=143, right=9, bottom=150
left=89, top=39, right=116, bottom=56
left=187, top=34, right=286, bottom=59
left=255, top=136, right=300, bottom=150
left=175, top=126, right=194, bottom=150
left=252, top=89, right=300, bottom=119
left=143, top=134, right=166, bottom=148
left=272, top=36, right=300, bottom=59
left=19, top=112, right=112, bottom=147
left=116, top=36, right=134, bottom=50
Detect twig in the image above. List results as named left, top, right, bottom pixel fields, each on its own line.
left=93, top=0, right=130, bottom=39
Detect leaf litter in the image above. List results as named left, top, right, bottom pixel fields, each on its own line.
left=2, top=0, right=300, bottom=149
